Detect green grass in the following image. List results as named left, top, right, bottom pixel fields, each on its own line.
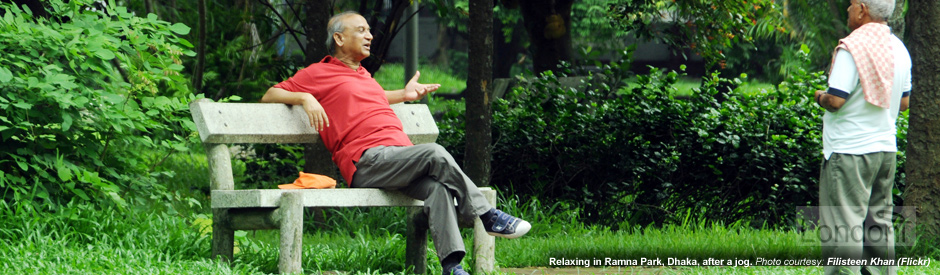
left=373, top=62, right=467, bottom=117
left=373, top=63, right=465, bottom=95
left=1, top=191, right=937, bottom=274
left=627, top=76, right=776, bottom=97
left=0, top=202, right=261, bottom=274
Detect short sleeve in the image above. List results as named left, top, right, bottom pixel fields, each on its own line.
left=272, top=67, right=321, bottom=96
left=827, top=49, right=858, bottom=99
left=273, top=77, right=298, bottom=92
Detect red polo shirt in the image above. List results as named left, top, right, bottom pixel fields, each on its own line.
left=273, top=56, right=413, bottom=185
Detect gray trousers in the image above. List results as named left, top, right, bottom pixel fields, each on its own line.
left=351, top=143, right=493, bottom=259
left=819, top=152, right=896, bottom=275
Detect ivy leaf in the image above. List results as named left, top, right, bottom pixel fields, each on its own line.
left=61, top=112, right=73, bottom=131
left=0, top=67, right=12, bottom=83
left=57, top=165, right=72, bottom=181
left=12, top=102, right=32, bottom=109
left=169, top=23, right=191, bottom=35
left=72, top=188, right=89, bottom=200
left=176, top=37, right=194, bottom=48
left=95, top=49, right=115, bottom=60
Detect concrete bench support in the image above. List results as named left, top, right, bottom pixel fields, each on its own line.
left=405, top=209, right=429, bottom=274
left=278, top=192, right=303, bottom=273
left=474, top=190, right=497, bottom=272
left=191, top=99, right=496, bottom=274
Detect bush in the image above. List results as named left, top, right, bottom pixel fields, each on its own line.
left=0, top=0, right=196, bottom=211
left=439, top=47, right=906, bottom=228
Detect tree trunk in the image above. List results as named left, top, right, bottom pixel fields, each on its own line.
left=465, top=0, right=494, bottom=187
left=144, top=0, right=157, bottom=16
left=518, top=0, right=574, bottom=74
left=493, top=17, right=525, bottom=79
left=889, top=0, right=906, bottom=38
left=904, top=0, right=940, bottom=243
left=192, top=0, right=207, bottom=94
left=359, top=0, right=410, bottom=74
left=825, top=0, right=848, bottom=38
left=304, top=0, right=330, bottom=64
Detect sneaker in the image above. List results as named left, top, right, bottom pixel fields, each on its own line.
left=481, top=208, right=531, bottom=238
left=443, top=265, right=469, bottom=275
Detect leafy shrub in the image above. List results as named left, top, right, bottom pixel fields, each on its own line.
left=0, top=0, right=196, bottom=210
left=439, top=47, right=906, bottom=227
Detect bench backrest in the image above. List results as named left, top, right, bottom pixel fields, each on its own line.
left=190, top=99, right=439, bottom=144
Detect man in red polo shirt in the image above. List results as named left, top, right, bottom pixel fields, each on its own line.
left=260, top=11, right=530, bottom=275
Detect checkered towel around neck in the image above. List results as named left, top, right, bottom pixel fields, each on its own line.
left=831, top=22, right=894, bottom=109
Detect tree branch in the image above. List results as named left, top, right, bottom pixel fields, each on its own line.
left=256, top=0, right=307, bottom=54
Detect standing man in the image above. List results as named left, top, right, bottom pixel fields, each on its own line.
left=261, top=11, right=531, bottom=275
left=814, top=0, right=910, bottom=274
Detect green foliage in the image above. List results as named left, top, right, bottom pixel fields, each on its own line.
left=0, top=0, right=197, bottom=210
left=610, top=0, right=784, bottom=69
left=569, top=0, right=638, bottom=54
left=122, top=0, right=302, bottom=101
left=439, top=46, right=910, bottom=227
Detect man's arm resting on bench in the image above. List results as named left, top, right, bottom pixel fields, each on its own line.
left=261, top=87, right=329, bottom=131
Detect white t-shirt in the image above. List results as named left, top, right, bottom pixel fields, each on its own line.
left=822, top=35, right=912, bottom=160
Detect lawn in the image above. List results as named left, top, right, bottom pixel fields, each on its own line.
left=2, top=182, right=936, bottom=274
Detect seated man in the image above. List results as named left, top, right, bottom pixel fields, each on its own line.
left=260, top=11, right=531, bottom=275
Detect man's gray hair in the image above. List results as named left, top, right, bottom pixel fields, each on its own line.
left=860, top=0, right=895, bottom=21
left=325, top=11, right=361, bottom=55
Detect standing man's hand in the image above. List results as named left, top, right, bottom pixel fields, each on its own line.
left=402, top=71, right=441, bottom=102
left=302, top=94, right=329, bottom=132
left=814, top=90, right=826, bottom=106
left=814, top=90, right=846, bottom=112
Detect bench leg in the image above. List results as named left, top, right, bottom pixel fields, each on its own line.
left=405, top=208, right=429, bottom=274
left=212, top=208, right=235, bottom=262
left=473, top=189, right=497, bottom=274
left=278, top=192, right=304, bottom=274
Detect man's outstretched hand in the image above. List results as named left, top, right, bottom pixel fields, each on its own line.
left=402, top=71, right=441, bottom=102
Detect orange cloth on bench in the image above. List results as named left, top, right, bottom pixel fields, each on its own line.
left=278, top=172, right=336, bottom=189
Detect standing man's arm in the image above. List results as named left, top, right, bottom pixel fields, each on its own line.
left=900, top=96, right=909, bottom=112
left=814, top=90, right=848, bottom=112
left=261, top=87, right=330, bottom=131
left=387, top=71, right=441, bottom=104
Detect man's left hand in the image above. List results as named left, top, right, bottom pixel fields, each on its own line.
left=403, top=71, right=441, bottom=101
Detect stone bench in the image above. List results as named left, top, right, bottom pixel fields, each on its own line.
left=189, top=99, right=496, bottom=274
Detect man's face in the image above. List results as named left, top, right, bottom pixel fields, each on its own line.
left=847, top=0, right=865, bottom=30
left=337, top=15, right=373, bottom=61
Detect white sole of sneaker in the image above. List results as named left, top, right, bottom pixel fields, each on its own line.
left=487, top=220, right=531, bottom=239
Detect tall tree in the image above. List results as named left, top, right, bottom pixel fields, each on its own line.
left=192, top=0, right=207, bottom=94
left=304, top=0, right=330, bottom=64
left=888, top=0, right=906, bottom=38
left=904, top=0, right=940, bottom=243
left=465, top=0, right=494, bottom=187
